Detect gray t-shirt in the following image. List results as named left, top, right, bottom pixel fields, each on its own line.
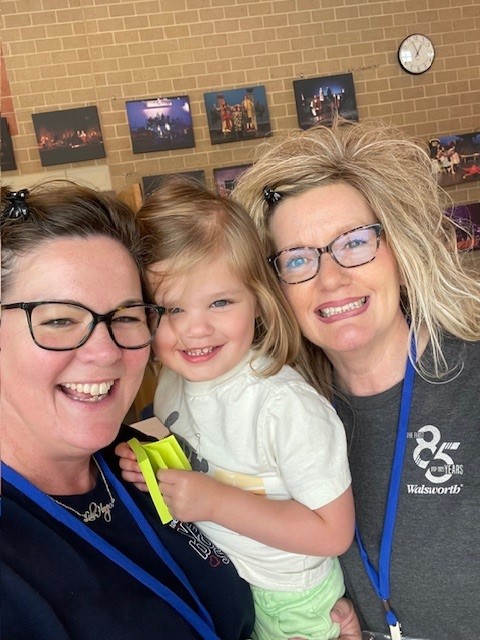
left=335, top=336, right=480, bottom=640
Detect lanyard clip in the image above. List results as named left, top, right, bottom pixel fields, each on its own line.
left=382, top=600, right=403, bottom=640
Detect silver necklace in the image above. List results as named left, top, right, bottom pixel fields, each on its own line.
left=50, top=456, right=116, bottom=523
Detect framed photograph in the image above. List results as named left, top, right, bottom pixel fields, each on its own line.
left=293, top=72, right=359, bottom=130
left=142, top=170, right=206, bottom=198
left=1, top=116, right=16, bottom=171
left=213, top=164, right=252, bottom=197
left=203, top=85, right=271, bottom=145
left=445, top=202, right=480, bottom=251
left=32, top=106, right=106, bottom=167
left=429, top=132, right=480, bottom=187
left=126, top=96, right=195, bottom=154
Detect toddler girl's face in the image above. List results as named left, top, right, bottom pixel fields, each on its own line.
left=149, top=255, right=258, bottom=382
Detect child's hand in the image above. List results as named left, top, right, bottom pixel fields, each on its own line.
left=115, top=441, right=148, bottom=492
left=331, top=598, right=362, bottom=640
left=157, top=468, right=219, bottom=523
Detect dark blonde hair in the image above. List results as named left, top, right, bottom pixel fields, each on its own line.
left=233, top=119, right=480, bottom=396
left=1, top=180, right=149, bottom=298
left=137, top=178, right=301, bottom=376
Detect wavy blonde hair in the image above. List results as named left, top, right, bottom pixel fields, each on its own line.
left=233, top=119, right=480, bottom=397
left=136, top=178, right=301, bottom=377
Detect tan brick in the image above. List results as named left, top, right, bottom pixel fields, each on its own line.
left=0, top=0, right=477, bottom=203
left=56, top=8, right=85, bottom=24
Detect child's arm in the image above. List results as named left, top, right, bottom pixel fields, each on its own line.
left=158, top=467, right=354, bottom=557
left=116, top=440, right=353, bottom=555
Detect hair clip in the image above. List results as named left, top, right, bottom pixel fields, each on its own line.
left=2, top=189, right=30, bottom=221
left=263, top=187, right=283, bottom=206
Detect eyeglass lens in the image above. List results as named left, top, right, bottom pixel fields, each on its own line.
left=275, top=225, right=380, bottom=284
left=30, top=303, right=158, bottom=349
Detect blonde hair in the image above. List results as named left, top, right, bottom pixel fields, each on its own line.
left=233, top=119, right=480, bottom=396
left=136, top=178, right=301, bottom=377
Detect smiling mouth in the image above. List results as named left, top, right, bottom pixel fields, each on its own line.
left=318, top=297, right=367, bottom=318
left=183, top=347, right=217, bottom=357
left=184, top=347, right=216, bottom=357
left=59, top=380, right=115, bottom=402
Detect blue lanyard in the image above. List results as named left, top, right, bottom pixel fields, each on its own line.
left=3, top=454, right=218, bottom=640
left=354, top=338, right=417, bottom=637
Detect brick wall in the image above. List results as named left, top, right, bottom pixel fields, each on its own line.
left=1, top=0, right=479, bottom=205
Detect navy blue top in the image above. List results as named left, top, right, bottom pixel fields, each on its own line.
left=1, top=424, right=254, bottom=640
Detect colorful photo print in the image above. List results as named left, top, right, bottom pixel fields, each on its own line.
left=126, top=96, right=195, bottom=154
left=429, top=132, right=480, bottom=187
left=213, top=164, right=252, bottom=197
left=293, top=73, right=359, bottom=130
left=142, top=170, right=206, bottom=198
left=445, top=201, right=480, bottom=251
left=204, top=86, right=271, bottom=145
left=32, top=106, right=106, bottom=167
left=1, top=116, right=16, bottom=171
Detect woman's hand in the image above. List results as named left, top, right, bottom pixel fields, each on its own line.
left=115, top=441, right=148, bottom=491
left=331, top=597, right=362, bottom=640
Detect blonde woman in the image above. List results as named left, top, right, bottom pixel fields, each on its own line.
left=117, top=180, right=356, bottom=640
left=233, top=119, right=480, bottom=640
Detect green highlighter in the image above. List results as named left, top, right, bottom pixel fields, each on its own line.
left=128, top=435, right=192, bottom=524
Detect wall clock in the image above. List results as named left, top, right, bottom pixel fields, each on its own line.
left=398, top=34, right=435, bottom=75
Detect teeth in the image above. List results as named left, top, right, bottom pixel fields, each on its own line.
left=185, top=347, right=215, bottom=357
left=320, top=297, right=367, bottom=318
left=63, top=381, right=114, bottom=396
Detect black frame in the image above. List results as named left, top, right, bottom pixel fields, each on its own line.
left=125, top=96, right=195, bottom=154
left=293, top=73, right=359, bottom=130
left=213, top=164, right=252, bottom=197
left=429, top=131, right=480, bottom=188
left=445, top=202, right=480, bottom=251
left=204, top=86, right=271, bottom=145
left=32, top=106, right=106, bottom=167
left=141, top=170, right=206, bottom=197
left=1, top=116, right=16, bottom=171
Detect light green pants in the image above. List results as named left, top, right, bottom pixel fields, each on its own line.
left=251, top=558, right=343, bottom=640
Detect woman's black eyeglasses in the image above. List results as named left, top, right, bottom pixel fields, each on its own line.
left=0, top=301, right=165, bottom=351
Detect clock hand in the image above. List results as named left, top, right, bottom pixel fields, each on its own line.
left=415, top=43, right=423, bottom=58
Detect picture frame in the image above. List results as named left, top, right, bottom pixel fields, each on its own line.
left=429, top=132, right=480, bottom=187
left=293, top=72, right=359, bottom=130
left=1, top=116, right=16, bottom=171
left=204, top=86, right=271, bottom=145
left=445, top=202, right=480, bottom=251
left=32, top=106, right=106, bottom=167
left=213, top=164, right=252, bottom=197
left=126, top=96, right=195, bottom=154
left=141, top=170, right=206, bottom=198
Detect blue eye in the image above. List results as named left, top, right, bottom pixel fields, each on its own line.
left=211, top=299, right=230, bottom=308
left=345, top=237, right=367, bottom=250
left=335, top=230, right=372, bottom=254
left=285, top=255, right=308, bottom=271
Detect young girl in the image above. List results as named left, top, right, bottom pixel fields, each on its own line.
left=117, top=179, right=354, bottom=640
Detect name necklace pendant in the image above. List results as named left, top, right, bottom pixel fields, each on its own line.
left=50, top=455, right=116, bottom=523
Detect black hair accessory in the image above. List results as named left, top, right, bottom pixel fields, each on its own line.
left=2, top=189, right=30, bottom=221
left=263, top=187, right=283, bottom=207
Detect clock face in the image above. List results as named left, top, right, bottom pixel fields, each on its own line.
left=398, top=34, right=435, bottom=75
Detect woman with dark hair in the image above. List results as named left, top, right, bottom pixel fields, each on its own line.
left=0, top=181, right=255, bottom=640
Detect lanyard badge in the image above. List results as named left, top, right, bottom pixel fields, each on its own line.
left=355, top=336, right=417, bottom=639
